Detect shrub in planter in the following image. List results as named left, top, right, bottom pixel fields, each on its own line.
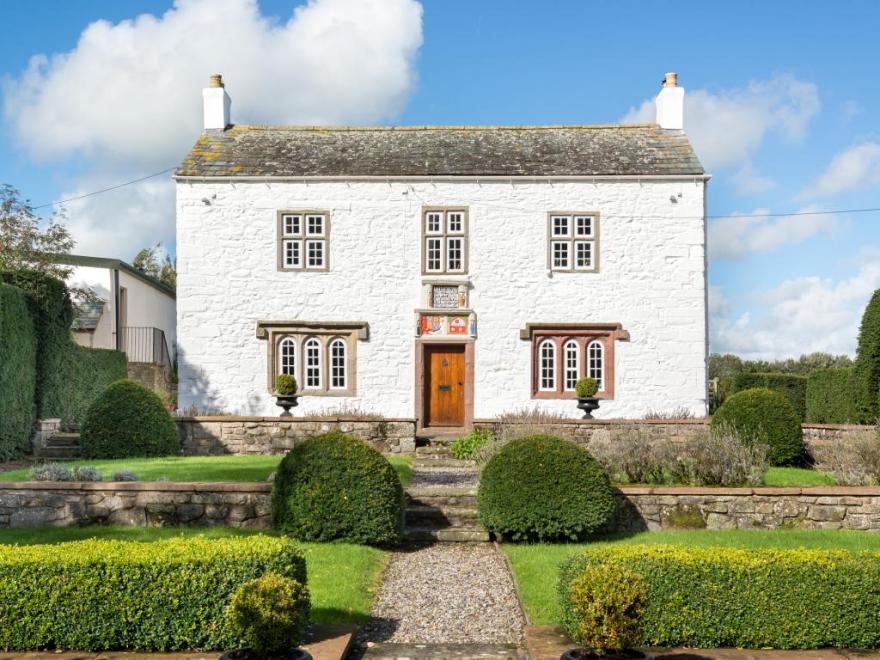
left=275, top=374, right=298, bottom=396
left=561, top=561, right=647, bottom=656
left=710, top=387, right=805, bottom=466
left=559, top=545, right=880, bottom=649
left=575, top=377, right=599, bottom=398
left=477, top=435, right=615, bottom=541
left=224, top=573, right=311, bottom=659
left=271, top=431, right=404, bottom=544
left=80, top=379, right=180, bottom=459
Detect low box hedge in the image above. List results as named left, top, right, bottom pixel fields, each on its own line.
left=559, top=545, right=880, bottom=649
left=732, top=372, right=807, bottom=420
left=0, top=535, right=306, bottom=651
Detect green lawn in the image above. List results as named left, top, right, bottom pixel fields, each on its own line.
left=504, top=529, right=880, bottom=626
left=0, top=455, right=413, bottom=487
left=763, top=466, right=836, bottom=486
left=0, top=526, right=387, bottom=625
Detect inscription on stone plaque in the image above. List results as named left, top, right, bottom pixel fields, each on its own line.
left=432, top=285, right=459, bottom=309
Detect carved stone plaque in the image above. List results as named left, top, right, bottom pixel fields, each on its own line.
left=432, top=285, right=459, bottom=309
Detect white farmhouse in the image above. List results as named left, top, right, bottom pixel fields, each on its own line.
left=175, top=73, right=708, bottom=428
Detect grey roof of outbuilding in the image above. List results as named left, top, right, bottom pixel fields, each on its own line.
left=175, top=124, right=704, bottom=178
left=72, top=302, right=105, bottom=331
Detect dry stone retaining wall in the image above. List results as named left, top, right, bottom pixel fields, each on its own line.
left=177, top=416, right=416, bottom=455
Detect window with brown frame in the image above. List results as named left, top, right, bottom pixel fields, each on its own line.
left=521, top=323, right=629, bottom=399
left=278, top=210, right=330, bottom=271
left=422, top=208, right=468, bottom=275
left=547, top=212, right=599, bottom=272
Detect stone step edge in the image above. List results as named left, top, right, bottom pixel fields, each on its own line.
left=363, top=642, right=524, bottom=660
left=406, top=486, right=477, bottom=498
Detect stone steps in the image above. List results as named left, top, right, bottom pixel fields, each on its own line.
left=412, top=458, right=476, bottom=469
left=405, top=504, right=479, bottom=527
left=403, top=527, right=491, bottom=543
left=404, top=471, right=486, bottom=541
left=364, top=641, right=524, bottom=659
left=34, top=432, right=82, bottom=460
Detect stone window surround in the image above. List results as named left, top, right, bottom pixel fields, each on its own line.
left=256, top=321, right=369, bottom=397
left=276, top=209, right=331, bottom=272
left=520, top=323, right=629, bottom=400
left=421, top=207, right=469, bottom=276
left=546, top=211, right=600, bottom=273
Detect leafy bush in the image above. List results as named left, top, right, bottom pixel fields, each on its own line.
left=561, top=561, right=646, bottom=651
left=588, top=427, right=768, bottom=486
left=0, top=536, right=306, bottom=651
left=0, top=283, right=37, bottom=460
left=226, top=573, right=310, bottom=655
left=111, top=469, right=138, bottom=482
left=559, top=545, right=880, bottom=649
left=450, top=428, right=492, bottom=460
left=271, top=431, right=404, bottom=544
left=806, top=367, right=860, bottom=424
left=811, top=430, right=880, bottom=485
left=732, top=372, right=807, bottom=421
left=477, top=435, right=615, bottom=541
left=72, top=465, right=102, bottom=482
left=80, top=379, right=180, bottom=459
left=275, top=374, right=298, bottom=396
left=30, top=463, right=72, bottom=482
left=855, top=289, right=880, bottom=423
left=575, top=377, right=599, bottom=398
left=711, top=388, right=805, bottom=466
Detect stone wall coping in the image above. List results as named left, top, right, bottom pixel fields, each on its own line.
left=617, top=485, right=880, bottom=496
left=472, top=417, right=710, bottom=426
left=0, top=481, right=273, bottom=493
left=177, top=416, right=417, bottom=423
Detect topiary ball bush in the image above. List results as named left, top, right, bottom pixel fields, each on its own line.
left=80, top=379, right=180, bottom=459
left=271, top=431, right=404, bottom=544
left=477, top=434, right=615, bottom=542
left=711, top=387, right=805, bottom=466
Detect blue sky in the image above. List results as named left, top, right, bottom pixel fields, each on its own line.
left=2, top=0, right=879, bottom=359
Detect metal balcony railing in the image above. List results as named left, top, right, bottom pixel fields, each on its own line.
left=121, top=326, right=173, bottom=375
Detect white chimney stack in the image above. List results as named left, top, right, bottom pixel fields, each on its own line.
left=655, top=72, right=684, bottom=130
left=203, top=74, right=231, bottom=130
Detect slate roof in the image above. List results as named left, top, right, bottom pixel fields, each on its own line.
left=175, top=124, right=704, bottom=178
left=72, top=302, right=105, bottom=331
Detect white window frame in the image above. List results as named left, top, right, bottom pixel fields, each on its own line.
left=278, top=337, right=297, bottom=380
left=329, top=337, right=347, bottom=390
left=278, top=210, right=330, bottom=271
left=563, top=340, right=579, bottom=391
left=548, top=212, right=599, bottom=273
left=304, top=337, right=323, bottom=390
left=538, top=339, right=556, bottom=392
left=588, top=340, right=604, bottom=392
left=422, top=208, right=468, bottom=275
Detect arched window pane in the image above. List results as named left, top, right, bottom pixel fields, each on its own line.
left=278, top=337, right=296, bottom=377
left=563, top=340, right=579, bottom=391
left=539, top=340, right=556, bottom=391
left=304, top=337, right=322, bottom=389
left=329, top=338, right=346, bottom=390
left=588, top=340, right=604, bottom=391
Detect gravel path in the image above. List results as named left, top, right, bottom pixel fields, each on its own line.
left=361, top=544, right=525, bottom=645
left=410, top=468, right=480, bottom=489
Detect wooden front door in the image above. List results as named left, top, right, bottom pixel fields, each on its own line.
left=424, top=345, right=465, bottom=427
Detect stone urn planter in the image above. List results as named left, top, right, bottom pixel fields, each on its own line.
left=220, top=649, right=311, bottom=660
left=561, top=649, right=645, bottom=660
left=574, top=377, right=600, bottom=419
left=274, top=374, right=299, bottom=418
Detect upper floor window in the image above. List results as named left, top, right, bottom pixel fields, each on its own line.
left=423, top=208, right=468, bottom=275
left=278, top=210, right=330, bottom=271
left=548, top=212, right=599, bottom=272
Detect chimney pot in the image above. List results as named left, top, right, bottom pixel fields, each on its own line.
left=203, top=73, right=231, bottom=130
left=209, top=74, right=224, bottom=88
left=655, top=72, right=684, bottom=130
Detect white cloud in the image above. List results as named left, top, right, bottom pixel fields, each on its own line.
left=801, top=142, right=880, bottom=199
left=708, top=207, right=836, bottom=260
left=729, top=162, right=776, bottom=196
left=710, top=261, right=880, bottom=359
left=621, top=74, right=819, bottom=171
left=3, top=0, right=423, bottom=255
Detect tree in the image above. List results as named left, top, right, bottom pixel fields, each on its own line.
left=854, top=289, right=880, bottom=423
left=132, top=243, right=176, bottom=290
left=0, top=185, right=74, bottom=279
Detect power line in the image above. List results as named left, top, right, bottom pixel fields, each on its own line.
left=32, top=168, right=176, bottom=210
left=707, top=207, right=880, bottom=220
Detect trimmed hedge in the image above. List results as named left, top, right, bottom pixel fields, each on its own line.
left=63, top=345, right=128, bottom=427
left=732, top=372, right=807, bottom=421
left=0, top=284, right=37, bottom=460
left=0, top=536, right=306, bottom=651
left=80, top=379, right=180, bottom=458
left=271, top=431, right=404, bottom=544
left=855, top=289, right=880, bottom=423
left=477, top=435, right=615, bottom=541
left=710, top=387, right=806, bottom=466
left=806, top=367, right=859, bottom=424
left=560, top=545, right=880, bottom=649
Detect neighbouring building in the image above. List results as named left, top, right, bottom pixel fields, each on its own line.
left=59, top=255, right=177, bottom=391
left=175, top=72, right=708, bottom=428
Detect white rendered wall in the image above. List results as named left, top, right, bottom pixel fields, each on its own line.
left=176, top=180, right=707, bottom=419
left=118, top=270, right=177, bottom=358
left=67, top=266, right=114, bottom=350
